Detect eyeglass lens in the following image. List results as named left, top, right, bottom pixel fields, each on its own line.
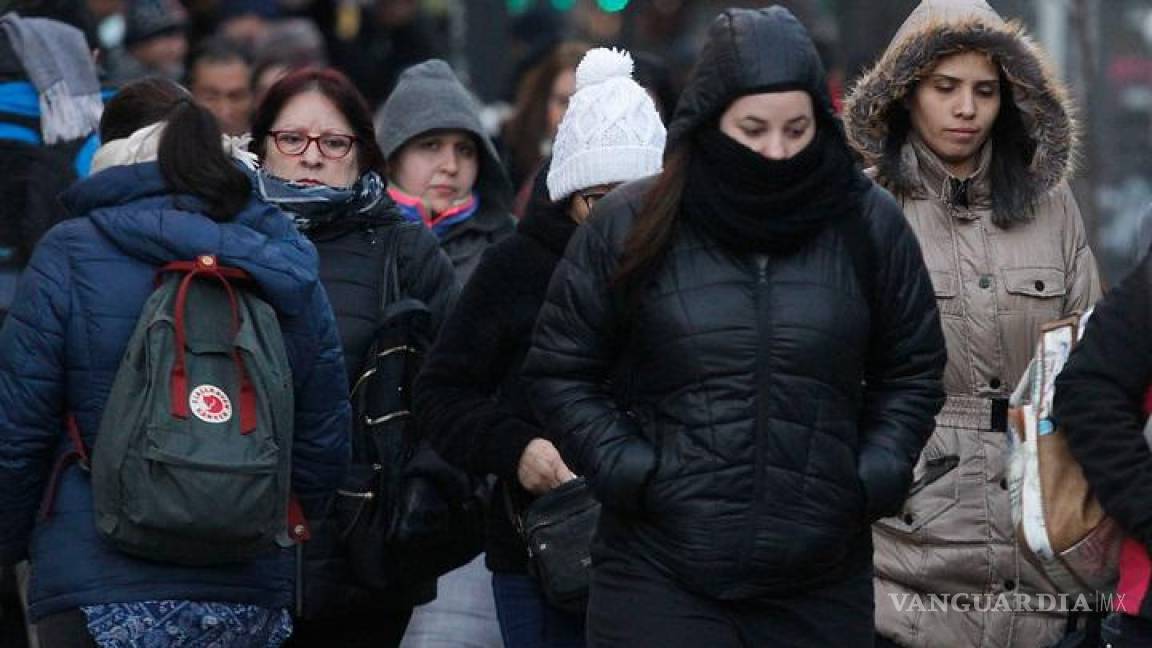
left=273, top=131, right=354, bottom=159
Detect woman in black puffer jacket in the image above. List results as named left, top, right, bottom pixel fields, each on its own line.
left=247, top=67, right=458, bottom=648
left=523, top=8, right=947, bottom=647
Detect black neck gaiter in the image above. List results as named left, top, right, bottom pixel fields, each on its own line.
left=681, top=124, right=869, bottom=255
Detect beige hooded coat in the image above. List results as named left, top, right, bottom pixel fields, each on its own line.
left=844, top=1, right=1102, bottom=646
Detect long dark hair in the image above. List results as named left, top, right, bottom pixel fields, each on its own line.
left=613, top=146, right=691, bottom=297
left=99, top=78, right=250, bottom=221
left=501, top=41, right=590, bottom=185
left=880, top=74, right=1038, bottom=227
left=249, top=67, right=385, bottom=175
left=985, top=77, right=1037, bottom=225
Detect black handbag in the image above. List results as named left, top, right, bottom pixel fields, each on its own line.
left=510, top=477, right=601, bottom=615
left=334, top=224, right=486, bottom=593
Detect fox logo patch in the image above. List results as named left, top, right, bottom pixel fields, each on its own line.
left=189, top=384, right=233, bottom=424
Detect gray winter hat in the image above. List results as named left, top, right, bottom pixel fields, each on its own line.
left=375, top=59, right=512, bottom=208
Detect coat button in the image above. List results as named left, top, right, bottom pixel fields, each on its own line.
left=990, top=377, right=1002, bottom=389
left=1004, top=579, right=1017, bottom=591
left=1000, top=478, right=1009, bottom=490
left=979, top=276, right=992, bottom=289
left=902, top=513, right=915, bottom=525
left=1034, top=280, right=1045, bottom=291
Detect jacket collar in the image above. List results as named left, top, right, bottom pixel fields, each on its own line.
left=516, top=160, right=577, bottom=257
left=904, top=133, right=993, bottom=217
left=439, top=202, right=513, bottom=244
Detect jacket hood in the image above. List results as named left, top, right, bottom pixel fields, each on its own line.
left=666, top=6, right=833, bottom=153
left=375, top=59, right=513, bottom=212
left=843, top=0, right=1076, bottom=202
left=61, top=162, right=321, bottom=316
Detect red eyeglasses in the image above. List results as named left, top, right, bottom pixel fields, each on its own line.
left=268, top=130, right=357, bottom=159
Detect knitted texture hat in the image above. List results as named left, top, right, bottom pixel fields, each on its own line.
left=546, top=47, right=666, bottom=202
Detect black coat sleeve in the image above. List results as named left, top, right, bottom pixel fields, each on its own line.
left=1053, top=250, right=1152, bottom=547
left=414, top=245, right=541, bottom=482
left=857, top=189, right=947, bottom=521
left=522, top=210, right=657, bottom=514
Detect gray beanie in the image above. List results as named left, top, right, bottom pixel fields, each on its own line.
left=375, top=59, right=512, bottom=209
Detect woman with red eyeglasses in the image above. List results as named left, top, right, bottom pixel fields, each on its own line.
left=246, top=67, right=459, bottom=647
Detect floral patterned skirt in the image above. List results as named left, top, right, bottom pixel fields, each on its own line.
left=81, top=600, right=292, bottom=647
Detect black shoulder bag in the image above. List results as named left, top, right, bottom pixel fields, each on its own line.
left=336, top=224, right=487, bottom=591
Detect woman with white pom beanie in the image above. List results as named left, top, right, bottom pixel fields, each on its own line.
left=414, top=47, right=665, bottom=648
left=522, top=7, right=946, bottom=647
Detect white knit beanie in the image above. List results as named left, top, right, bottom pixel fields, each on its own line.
left=546, top=48, right=667, bottom=202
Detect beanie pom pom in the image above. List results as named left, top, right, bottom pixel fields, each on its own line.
left=575, top=47, right=634, bottom=92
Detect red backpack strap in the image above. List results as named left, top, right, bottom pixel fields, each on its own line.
left=287, top=494, right=311, bottom=542
left=39, top=415, right=90, bottom=519
left=161, top=256, right=259, bottom=434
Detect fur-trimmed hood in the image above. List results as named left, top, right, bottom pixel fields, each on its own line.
left=843, top=0, right=1076, bottom=210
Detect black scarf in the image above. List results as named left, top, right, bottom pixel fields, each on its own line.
left=681, top=124, right=869, bottom=255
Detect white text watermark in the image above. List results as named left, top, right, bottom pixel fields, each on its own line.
left=888, top=592, right=1127, bottom=613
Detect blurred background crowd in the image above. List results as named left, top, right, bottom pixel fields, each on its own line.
left=4, top=0, right=1147, bottom=281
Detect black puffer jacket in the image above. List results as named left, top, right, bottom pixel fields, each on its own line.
left=311, top=216, right=458, bottom=388
left=1054, top=249, right=1152, bottom=619
left=300, top=200, right=459, bottom=616
left=523, top=7, right=946, bottom=601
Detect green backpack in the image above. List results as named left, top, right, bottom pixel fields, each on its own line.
left=86, top=255, right=302, bottom=565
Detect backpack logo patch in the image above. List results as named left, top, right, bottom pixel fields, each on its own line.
left=189, top=385, right=233, bottom=424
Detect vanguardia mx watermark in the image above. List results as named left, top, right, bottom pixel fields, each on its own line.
left=889, top=592, right=1127, bottom=613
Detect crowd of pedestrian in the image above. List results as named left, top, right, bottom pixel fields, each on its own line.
left=0, top=0, right=1149, bottom=647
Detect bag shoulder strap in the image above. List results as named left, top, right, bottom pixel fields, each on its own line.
left=837, top=211, right=877, bottom=317
left=836, top=211, right=881, bottom=389
left=379, top=222, right=418, bottom=314
left=39, top=414, right=89, bottom=519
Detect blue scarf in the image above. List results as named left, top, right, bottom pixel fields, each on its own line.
left=245, top=167, right=388, bottom=232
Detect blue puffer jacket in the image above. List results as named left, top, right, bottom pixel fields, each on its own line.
left=0, top=162, right=351, bottom=621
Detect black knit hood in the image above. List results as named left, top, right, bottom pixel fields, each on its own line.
left=666, top=6, right=835, bottom=154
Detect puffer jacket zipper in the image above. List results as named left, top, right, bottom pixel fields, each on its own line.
left=746, top=253, right=772, bottom=571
